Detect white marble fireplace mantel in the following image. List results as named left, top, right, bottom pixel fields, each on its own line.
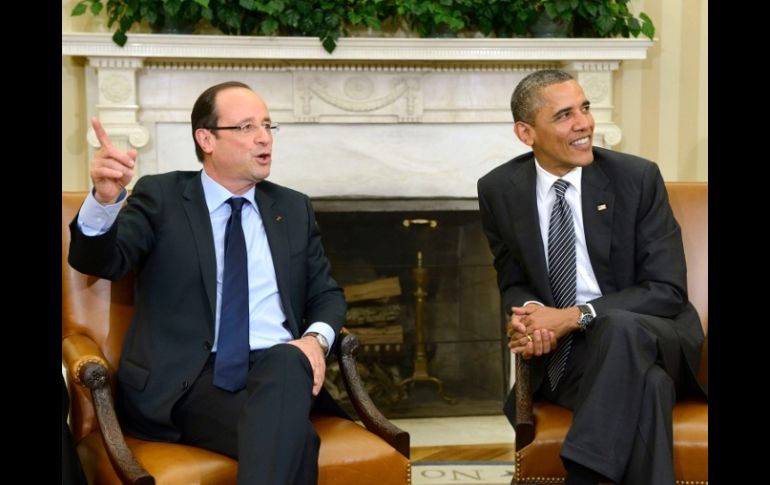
left=62, top=33, right=651, bottom=198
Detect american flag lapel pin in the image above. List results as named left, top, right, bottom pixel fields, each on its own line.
left=275, top=215, right=283, bottom=222
left=597, top=204, right=607, bottom=211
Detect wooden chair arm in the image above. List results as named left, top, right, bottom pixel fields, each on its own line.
left=514, top=354, right=535, bottom=451
left=62, top=335, right=154, bottom=485
left=336, top=330, right=410, bottom=458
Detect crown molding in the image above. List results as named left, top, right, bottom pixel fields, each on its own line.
left=62, top=33, right=652, bottom=62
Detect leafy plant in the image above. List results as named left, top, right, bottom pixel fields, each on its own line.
left=71, top=0, right=655, bottom=54
left=538, top=0, right=655, bottom=38
left=395, top=0, right=472, bottom=38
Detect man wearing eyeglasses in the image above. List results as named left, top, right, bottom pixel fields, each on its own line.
left=68, top=81, right=346, bottom=484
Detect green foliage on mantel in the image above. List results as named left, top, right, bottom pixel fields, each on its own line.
left=71, top=0, right=655, bottom=54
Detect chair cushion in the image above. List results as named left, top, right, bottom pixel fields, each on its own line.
left=314, top=415, right=411, bottom=485
left=78, top=433, right=238, bottom=484
left=515, top=403, right=572, bottom=483
left=671, top=401, right=708, bottom=483
left=76, top=415, right=410, bottom=485
left=516, top=401, right=707, bottom=484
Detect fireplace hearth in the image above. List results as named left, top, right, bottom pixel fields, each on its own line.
left=315, top=200, right=508, bottom=419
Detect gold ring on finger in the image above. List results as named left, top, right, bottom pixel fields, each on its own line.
left=526, top=334, right=533, bottom=342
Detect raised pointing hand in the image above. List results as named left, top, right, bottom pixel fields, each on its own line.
left=90, top=117, right=137, bottom=204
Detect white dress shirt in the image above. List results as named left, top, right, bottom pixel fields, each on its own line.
left=527, top=159, right=603, bottom=314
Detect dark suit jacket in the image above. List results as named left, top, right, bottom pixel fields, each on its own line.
left=477, top=147, right=705, bottom=400
left=69, top=171, right=347, bottom=441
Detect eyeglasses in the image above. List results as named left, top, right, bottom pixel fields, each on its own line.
left=205, top=121, right=280, bottom=135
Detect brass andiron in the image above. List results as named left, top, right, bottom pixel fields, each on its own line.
left=396, top=220, right=457, bottom=404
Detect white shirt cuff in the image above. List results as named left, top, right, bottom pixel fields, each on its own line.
left=77, top=188, right=127, bottom=236
left=522, top=300, right=545, bottom=307
left=584, top=302, right=597, bottom=317
left=304, top=322, right=336, bottom=356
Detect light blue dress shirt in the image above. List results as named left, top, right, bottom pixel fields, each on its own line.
left=77, top=170, right=336, bottom=353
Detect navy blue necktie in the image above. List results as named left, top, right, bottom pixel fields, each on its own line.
left=213, top=197, right=250, bottom=392
left=545, top=179, right=576, bottom=391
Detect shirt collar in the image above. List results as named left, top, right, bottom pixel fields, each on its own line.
left=534, top=158, right=583, bottom=201
left=200, top=169, right=256, bottom=213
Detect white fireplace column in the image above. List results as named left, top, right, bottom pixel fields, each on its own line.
left=86, top=57, right=150, bottom=189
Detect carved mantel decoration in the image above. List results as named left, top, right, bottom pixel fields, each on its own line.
left=62, top=34, right=652, bottom=198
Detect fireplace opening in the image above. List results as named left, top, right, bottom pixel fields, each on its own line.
left=313, top=200, right=509, bottom=419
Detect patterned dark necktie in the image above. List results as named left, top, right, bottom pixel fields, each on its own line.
left=546, top=179, right=576, bottom=391
left=213, top=197, right=250, bottom=392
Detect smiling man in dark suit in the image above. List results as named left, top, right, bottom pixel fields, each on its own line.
left=68, top=81, right=346, bottom=485
left=477, top=70, right=705, bottom=485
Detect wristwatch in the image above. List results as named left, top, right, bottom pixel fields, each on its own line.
left=576, top=304, right=595, bottom=332
left=305, top=332, right=329, bottom=354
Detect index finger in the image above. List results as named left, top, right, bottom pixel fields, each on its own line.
left=91, top=117, right=113, bottom=149
left=511, top=305, right=535, bottom=316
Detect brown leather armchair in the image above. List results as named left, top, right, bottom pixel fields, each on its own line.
left=512, top=182, right=708, bottom=484
left=61, top=192, right=411, bottom=485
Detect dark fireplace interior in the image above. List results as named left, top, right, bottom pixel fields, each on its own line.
left=313, top=200, right=509, bottom=419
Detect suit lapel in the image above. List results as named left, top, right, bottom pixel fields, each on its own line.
left=581, top=163, right=614, bottom=292
left=253, top=185, right=299, bottom=337
left=182, top=173, right=218, bottom=327
left=504, top=160, right=553, bottom=304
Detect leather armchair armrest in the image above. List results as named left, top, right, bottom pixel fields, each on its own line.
left=62, top=334, right=155, bottom=485
left=514, top=354, right=535, bottom=451
left=335, top=329, right=410, bottom=458
left=62, top=334, right=110, bottom=386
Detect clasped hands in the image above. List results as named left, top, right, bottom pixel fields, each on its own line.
left=507, top=304, right=576, bottom=359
